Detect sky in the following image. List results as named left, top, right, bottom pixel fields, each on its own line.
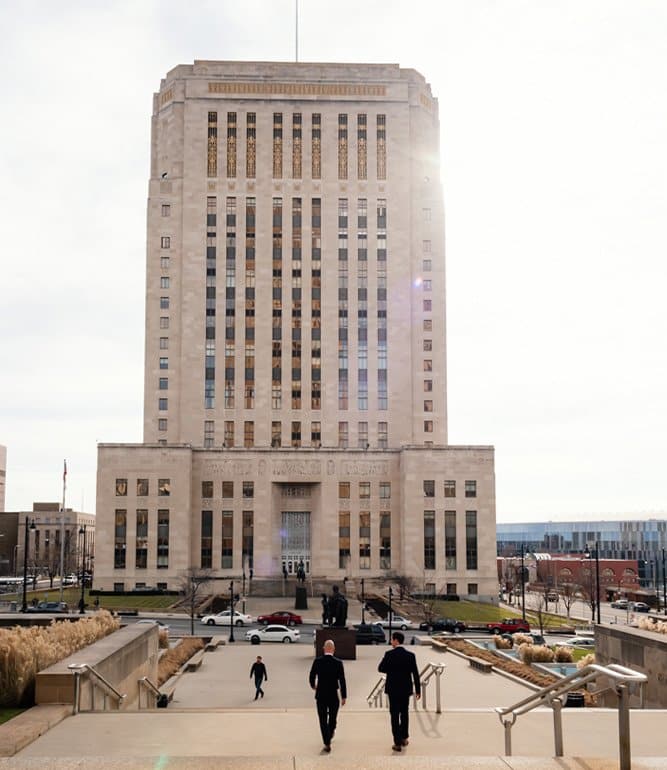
left=1, top=0, right=666, bottom=522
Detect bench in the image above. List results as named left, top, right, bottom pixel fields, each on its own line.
left=184, top=650, right=205, bottom=672
left=205, top=638, right=225, bottom=652
left=469, top=656, right=493, bottom=673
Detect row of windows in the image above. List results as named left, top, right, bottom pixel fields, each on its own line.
left=208, top=111, right=387, bottom=181
left=423, top=480, right=477, bottom=498
left=114, top=509, right=170, bottom=569
left=115, top=479, right=170, bottom=496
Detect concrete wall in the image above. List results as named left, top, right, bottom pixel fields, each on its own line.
left=35, top=624, right=159, bottom=710
left=595, top=623, right=667, bottom=708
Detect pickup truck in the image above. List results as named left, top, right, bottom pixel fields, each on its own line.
left=486, top=617, right=530, bottom=634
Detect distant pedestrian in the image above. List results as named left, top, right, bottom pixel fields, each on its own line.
left=378, top=631, right=421, bottom=752
left=282, top=564, right=288, bottom=580
left=309, top=639, right=347, bottom=752
left=321, top=593, right=329, bottom=625
left=250, top=655, right=268, bottom=700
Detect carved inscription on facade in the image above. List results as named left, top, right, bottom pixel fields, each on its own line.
left=272, top=460, right=321, bottom=477
left=341, top=460, right=390, bottom=476
left=205, top=460, right=254, bottom=476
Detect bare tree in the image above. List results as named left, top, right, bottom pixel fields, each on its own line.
left=178, top=568, right=213, bottom=635
left=559, top=582, right=579, bottom=620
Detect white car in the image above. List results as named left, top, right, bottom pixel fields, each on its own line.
left=245, top=624, right=300, bottom=644
left=379, top=614, right=414, bottom=630
left=562, top=637, right=596, bottom=647
left=200, top=610, right=253, bottom=626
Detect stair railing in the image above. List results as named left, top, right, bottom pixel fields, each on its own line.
left=138, top=676, right=162, bottom=709
left=366, top=661, right=446, bottom=713
left=495, top=662, right=647, bottom=770
left=68, top=663, right=126, bottom=714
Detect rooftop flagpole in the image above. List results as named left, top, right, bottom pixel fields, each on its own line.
left=59, top=460, right=67, bottom=601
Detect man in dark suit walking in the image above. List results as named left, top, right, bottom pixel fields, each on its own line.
left=378, top=630, right=421, bottom=752
left=308, top=638, right=347, bottom=752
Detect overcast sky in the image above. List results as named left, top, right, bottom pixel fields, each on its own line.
left=1, top=0, right=666, bottom=522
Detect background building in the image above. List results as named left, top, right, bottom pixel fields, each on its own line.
left=0, top=445, right=6, bottom=512
left=95, top=61, right=497, bottom=599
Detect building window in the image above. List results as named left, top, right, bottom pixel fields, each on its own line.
left=202, top=481, right=213, bottom=498
left=423, top=259, right=432, bottom=272
left=338, top=421, right=349, bottom=448
left=339, top=482, right=350, bottom=499
left=273, top=112, right=283, bottom=178
left=338, top=114, right=348, bottom=179
left=311, top=421, right=321, bottom=447
left=358, top=421, right=368, bottom=449
left=466, top=510, right=478, bottom=570
left=242, top=510, right=254, bottom=570
left=339, top=511, right=350, bottom=569
left=446, top=583, right=457, bottom=596
left=292, top=113, right=302, bottom=178
left=207, top=111, right=217, bottom=177
left=160, top=296, right=169, bottom=309
left=359, top=511, right=371, bottom=569
left=114, top=509, right=127, bottom=569
left=424, top=400, right=433, bottom=412
left=423, top=480, right=435, bottom=497
left=359, top=482, right=371, bottom=499
left=158, top=478, right=170, bottom=496
left=115, top=478, right=128, bottom=496
left=271, top=421, right=281, bottom=448
left=424, top=380, right=432, bottom=392
left=136, top=478, right=149, bottom=496
left=221, top=510, right=233, bottom=569
left=201, top=510, right=213, bottom=568
left=378, top=422, right=388, bottom=449
left=444, top=480, right=456, bottom=498
left=424, top=510, right=435, bottom=569
left=243, top=481, right=254, bottom=499
left=160, top=277, right=170, bottom=289
left=465, top=480, right=477, bottom=498
left=423, top=339, right=432, bottom=352
left=159, top=357, right=168, bottom=369
left=311, top=113, right=321, bottom=178
left=161, top=204, right=170, bottom=217
left=157, top=509, right=169, bottom=568
left=423, top=319, right=432, bottom=331
left=226, top=111, right=236, bottom=177
left=246, top=112, right=256, bottom=177
left=158, top=418, right=167, bottom=431
left=468, top=583, right=478, bottom=595
left=160, top=256, right=169, bottom=269
left=423, top=359, right=432, bottom=371
left=204, top=420, right=214, bottom=447
left=136, top=509, right=148, bottom=569
left=244, top=421, right=254, bottom=447
left=445, top=510, right=456, bottom=569
left=423, top=300, right=432, bottom=312
left=160, top=316, right=169, bottom=329
left=291, top=420, right=301, bottom=448
left=379, top=512, right=391, bottom=569
left=222, top=481, right=234, bottom=498
left=160, top=236, right=171, bottom=249
left=424, top=420, right=433, bottom=433
left=159, top=336, right=168, bottom=350
left=158, top=398, right=168, bottom=411
left=357, top=114, right=367, bottom=179
left=376, top=114, right=386, bottom=179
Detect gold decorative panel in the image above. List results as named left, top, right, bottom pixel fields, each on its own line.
left=292, top=113, right=302, bottom=179
left=311, top=114, right=321, bottom=179
left=357, top=114, right=367, bottom=180
left=338, top=114, right=348, bottom=180
left=207, top=111, right=217, bottom=178
left=377, top=114, right=386, bottom=180
left=273, top=113, right=283, bottom=179
left=226, top=112, right=237, bottom=178
left=246, top=113, right=256, bottom=178
left=209, top=82, right=386, bottom=96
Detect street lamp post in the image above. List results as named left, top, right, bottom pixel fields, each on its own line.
left=584, top=543, right=601, bottom=624
left=242, top=570, right=247, bottom=615
left=228, top=580, right=235, bottom=643
left=21, top=517, right=36, bottom=612
left=662, top=548, right=666, bottom=616
left=387, top=586, right=393, bottom=643
left=78, top=525, right=87, bottom=614
left=361, top=577, right=366, bottom=624
left=520, top=544, right=526, bottom=622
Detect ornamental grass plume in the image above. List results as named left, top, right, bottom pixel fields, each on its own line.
left=519, top=643, right=554, bottom=663
left=157, top=637, right=204, bottom=686
left=553, top=645, right=574, bottom=662
left=638, top=617, right=667, bottom=635
left=0, top=611, right=120, bottom=708
left=577, top=652, right=596, bottom=669
left=512, top=633, right=532, bottom=646
left=494, top=635, right=512, bottom=649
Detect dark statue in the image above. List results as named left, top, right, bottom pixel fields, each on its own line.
left=327, top=584, right=348, bottom=627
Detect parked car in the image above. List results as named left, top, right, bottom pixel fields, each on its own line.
left=256, top=610, right=303, bottom=626
left=245, top=624, right=300, bottom=644
left=563, top=637, right=596, bottom=647
left=200, top=610, right=253, bottom=626
left=419, top=618, right=467, bottom=633
left=631, top=602, right=650, bottom=613
left=136, top=619, right=170, bottom=633
left=354, top=622, right=386, bottom=644
left=62, top=574, right=77, bottom=586
left=379, top=614, right=413, bottom=630
left=611, top=599, right=629, bottom=609
left=486, top=618, right=530, bottom=635
left=26, top=601, right=69, bottom=614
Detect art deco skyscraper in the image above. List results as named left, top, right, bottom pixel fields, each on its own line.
left=95, top=61, right=496, bottom=598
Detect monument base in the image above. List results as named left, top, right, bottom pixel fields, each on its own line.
left=295, top=586, right=308, bottom=610
left=314, top=627, right=356, bottom=660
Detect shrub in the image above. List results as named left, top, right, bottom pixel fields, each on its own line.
left=553, top=646, right=574, bottom=662
left=520, top=644, right=554, bottom=663
left=158, top=629, right=169, bottom=649
left=577, top=652, right=596, bottom=669
left=157, top=637, right=204, bottom=686
left=513, top=633, right=532, bottom=646
left=637, top=617, right=667, bottom=635
left=0, top=611, right=120, bottom=707
left=494, top=635, right=512, bottom=649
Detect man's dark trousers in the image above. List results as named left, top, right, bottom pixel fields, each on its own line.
left=388, top=694, right=410, bottom=746
left=316, top=697, right=339, bottom=746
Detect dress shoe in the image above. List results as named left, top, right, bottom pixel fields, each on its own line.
left=392, top=744, right=402, bottom=752
left=260, top=690, right=264, bottom=698
left=402, top=739, right=409, bottom=746
left=323, top=745, right=331, bottom=753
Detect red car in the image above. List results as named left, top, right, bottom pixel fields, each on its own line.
left=486, top=618, right=530, bottom=635
left=257, top=610, right=303, bottom=626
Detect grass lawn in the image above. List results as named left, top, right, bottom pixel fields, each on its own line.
left=27, top=588, right=178, bottom=611
left=425, top=600, right=575, bottom=629
left=0, top=709, right=24, bottom=725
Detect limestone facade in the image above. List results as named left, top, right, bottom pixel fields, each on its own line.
left=95, top=61, right=497, bottom=599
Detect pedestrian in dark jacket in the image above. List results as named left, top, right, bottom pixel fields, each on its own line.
left=378, top=631, right=421, bottom=751
left=250, top=655, right=268, bottom=700
left=308, top=639, right=347, bottom=752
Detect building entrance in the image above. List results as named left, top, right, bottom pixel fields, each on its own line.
left=281, top=511, right=311, bottom=575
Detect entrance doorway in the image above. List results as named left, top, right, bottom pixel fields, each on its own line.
left=281, top=511, right=311, bottom=575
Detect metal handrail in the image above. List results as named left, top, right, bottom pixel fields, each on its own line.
left=366, top=662, right=446, bottom=713
left=138, top=676, right=161, bottom=709
left=495, top=662, right=647, bottom=770
left=68, top=663, right=126, bottom=714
